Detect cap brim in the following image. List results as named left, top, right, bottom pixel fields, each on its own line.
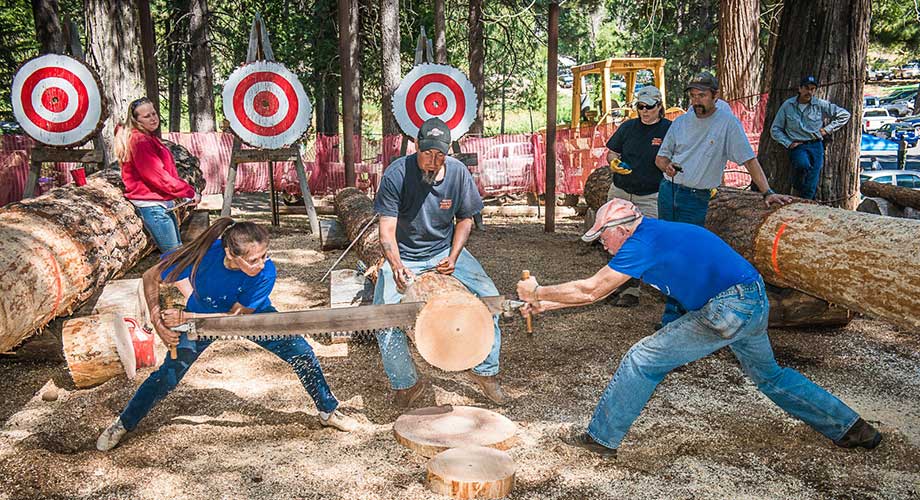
left=581, top=229, right=602, bottom=243
left=635, top=97, right=659, bottom=106
left=685, top=83, right=716, bottom=92
left=418, top=139, right=449, bottom=154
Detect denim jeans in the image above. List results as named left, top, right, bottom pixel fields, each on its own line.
left=788, top=141, right=824, bottom=200
left=374, top=247, right=502, bottom=390
left=136, top=203, right=182, bottom=253
left=587, top=277, right=859, bottom=449
left=119, top=327, right=338, bottom=431
left=657, top=178, right=712, bottom=324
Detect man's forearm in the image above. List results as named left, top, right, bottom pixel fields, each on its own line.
left=745, top=158, right=772, bottom=193
left=380, top=236, right=403, bottom=270
left=533, top=279, right=614, bottom=308
left=449, top=218, right=474, bottom=261
left=655, top=155, right=671, bottom=171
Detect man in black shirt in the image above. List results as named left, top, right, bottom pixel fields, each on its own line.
left=603, top=86, right=671, bottom=307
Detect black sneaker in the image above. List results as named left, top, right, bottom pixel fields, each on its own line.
left=560, top=429, right=617, bottom=457
left=834, top=418, right=882, bottom=450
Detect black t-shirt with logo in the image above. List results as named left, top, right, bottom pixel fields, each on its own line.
left=605, top=117, right=672, bottom=196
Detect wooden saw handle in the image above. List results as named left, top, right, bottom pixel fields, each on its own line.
left=521, top=270, right=534, bottom=334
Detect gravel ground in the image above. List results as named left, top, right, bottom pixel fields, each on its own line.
left=0, top=208, right=918, bottom=499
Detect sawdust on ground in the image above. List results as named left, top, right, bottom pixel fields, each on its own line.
left=1, top=208, right=919, bottom=499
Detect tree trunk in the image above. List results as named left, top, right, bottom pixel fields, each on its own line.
left=380, top=0, right=401, bottom=136
left=861, top=180, right=920, bottom=211
left=349, top=0, right=362, bottom=139
left=85, top=0, right=146, bottom=158
left=706, top=188, right=920, bottom=331
left=136, top=0, right=159, bottom=115
left=427, top=446, right=515, bottom=500
left=434, top=0, right=447, bottom=64
left=468, top=0, right=485, bottom=136
left=186, top=0, right=215, bottom=132
left=338, top=0, right=357, bottom=186
left=30, top=0, right=65, bottom=54
left=717, top=0, right=760, bottom=103
left=394, top=405, right=518, bottom=457
left=760, top=0, right=783, bottom=94
left=166, top=0, right=185, bottom=132
left=756, top=0, right=870, bottom=208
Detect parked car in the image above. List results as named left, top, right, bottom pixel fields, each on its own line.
left=860, top=169, right=920, bottom=189
left=879, top=90, right=917, bottom=117
left=558, top=69, right=573, bottom=88
left=862, top=107, right=898, bottom=132
left=895, top=62, right=920, bottom=79
left=864, top=95, right=880, bottom=108
left=872, top=122, right=920, bottom=147
left=0, top=121, right=22, bottom=134
left=478, top=142, right=535, bottom=196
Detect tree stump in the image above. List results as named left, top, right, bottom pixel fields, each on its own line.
left=403, top=273, right=494, bottom=372
left=707, top=188, right=920, bottom=331
left=62, top=313, right=136, bottom=388
left=427, top=446, right=515, bottom=499
left=393, top=405, right=518, bottom=458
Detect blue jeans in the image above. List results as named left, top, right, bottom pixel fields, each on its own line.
left=788, top=141, right=824, bottom=200
left=657, top=179, right=712, bottom=325
left=119, top=323, right=338, bottom=431
left=587, top=278, right=859, bottom=449
left=136, top=203, right=182, bottom=252
left=374, top=247, right=502, bottom=390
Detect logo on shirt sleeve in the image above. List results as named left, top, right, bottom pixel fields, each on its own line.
left=439, top=199, right=453, bottom=210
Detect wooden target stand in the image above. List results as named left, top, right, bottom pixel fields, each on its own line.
left=220, top=13, right=321, bottom=241
left=397, top=28, right=483, bottom=230
left=23, top=21, right=108, bottom=199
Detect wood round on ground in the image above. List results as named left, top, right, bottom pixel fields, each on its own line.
left=393, top=405, right=518, bottom=457
left=62, top=313, right=134, bottom=388
left=413, top=291, right=494, bottom=371
left=427, top=446, right=515, bottom=499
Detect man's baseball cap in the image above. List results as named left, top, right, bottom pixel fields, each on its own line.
left=800, top=75, right=818, bottom=87
left=417, top=118, right=451, bottom=154
left=685, top=71, right=719, bottom=92
left=634, top=86, right=662, bottom=106
left=581, top=198, right=641, bottom=242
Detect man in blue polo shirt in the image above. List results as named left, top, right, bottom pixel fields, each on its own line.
left=516, top=198, right=881, bottom=457
left=373, top=117, right=506, bottom=407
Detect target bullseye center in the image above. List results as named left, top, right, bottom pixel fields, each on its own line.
left=253, top=90, right=280, bottom=117
left=41, top=88, right=69, bottom=113
left=424, top=92, right=447, bottom=116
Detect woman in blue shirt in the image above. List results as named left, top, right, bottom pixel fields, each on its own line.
left=97, top=217, right=357, bottom=451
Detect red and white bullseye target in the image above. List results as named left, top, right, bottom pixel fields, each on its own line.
left=11, top=54, right=105, bottom=147
left=393, top=64, right=478, bottom=142
left=222, top=61, right=312, bottom=149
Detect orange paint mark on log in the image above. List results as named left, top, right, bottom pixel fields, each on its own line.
left=771, top=222, right=788, bottom=279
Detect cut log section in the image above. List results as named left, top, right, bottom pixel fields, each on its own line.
left=62, top=313, right=136, bottom=388
left=427, top=446, right=515, bottom=499
left=393, top=405, right=518, bottom=458
left=403, top=273, right=495, bottom=372
left=707, top=188, right=920, bottom=331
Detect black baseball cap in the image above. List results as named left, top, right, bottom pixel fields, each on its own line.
left=417, top=118, right=451, bottom=154
left=685, top=71, right=719, bottom=92
left=800, top=75, right=818, bottom=87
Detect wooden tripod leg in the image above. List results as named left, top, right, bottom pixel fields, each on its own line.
left=268, top=160, right=279, bottom=226
left=221, top=140, right=241, bottom=217
left=24, top=160, right=41, bottom=199
left=294, top=152, right=322, bottom=243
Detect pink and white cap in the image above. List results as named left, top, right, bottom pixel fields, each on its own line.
left=581, top=198, right=641, bottom=242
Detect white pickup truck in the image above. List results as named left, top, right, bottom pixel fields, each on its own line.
left=862, top=107, right=897, bottom=132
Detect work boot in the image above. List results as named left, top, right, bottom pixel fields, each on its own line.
left=467, top=372, right=508, bottom=405
left=614, top=294, right=639, bottom=308
left=560, top=429, right=617, bottom=457
left=96, top=417, right=128, bottom=451
left=834, top=418, right=882, bottom=450
left=319, top=409, right=359, bottom=432
left=394, top=377, right=429, bottom=409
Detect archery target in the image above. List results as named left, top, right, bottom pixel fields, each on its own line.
left=393, top=64, right=478, bottom=142
left=222, top=61, right=312, bottom=149
left=11, top=54, right=105, bottom=147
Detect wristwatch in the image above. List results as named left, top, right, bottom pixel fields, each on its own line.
left=762, top=188, right=776, bottom=198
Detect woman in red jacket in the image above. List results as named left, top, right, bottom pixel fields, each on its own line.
left=114, top=97, right=200, bottom=252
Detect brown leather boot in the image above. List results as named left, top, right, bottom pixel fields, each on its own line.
left=467, top=372, right=508, bottom=405
left=834, top=418, right=882, bottom=450
left=394, top=377, right=429, bottom=409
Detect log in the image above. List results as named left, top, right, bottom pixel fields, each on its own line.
left=393, top=405, right=518, bottom=457
left=861, top=180, right=920, bottom=211
left=857, top=196, right=904, bottom=218
left=62, top=313, right=136, bottom=388
left=765, top=285, right=852, bottom=328
left=404, top=273, right=495, bottom=372
left=707, top=188, right=920, bottom=331
left=334, top=187, right=384, bottom=279
left=0, top=141, right=203, bottom=354
left=427, top=446, right=515, bottom=499
left=320, top=219, right=349, bottom=251
left=583, top=164, right=613, bottom=212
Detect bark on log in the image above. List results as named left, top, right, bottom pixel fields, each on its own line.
left=860, top=180, right=920, bottom=212
left=61, top=312, right=135, bottom=388
left=707, top=188, right=920, bottom=331
left=334, top=187, right=384, bottom=278
left=765, top=285, right=852, bottom=328
left=583, top=165, right=612, bottom=212
left=427, top=446, right=515, bottom=499
left=393, top=405, right=518, bottom=458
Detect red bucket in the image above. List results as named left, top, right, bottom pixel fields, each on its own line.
left=70, top=167, right=86, bottom=186
left=124, top=317, right=156, bottom=368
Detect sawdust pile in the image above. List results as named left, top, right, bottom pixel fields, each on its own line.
left=1, top=209, right=918, bottom=499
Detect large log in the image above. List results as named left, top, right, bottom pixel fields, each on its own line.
left=334, top=187, right=384, bottom=279
left=707, top=188, right=920, bottom=331
left=861, top=180, right=920, bottom=212
left=0, top=143, right=204, bottom=353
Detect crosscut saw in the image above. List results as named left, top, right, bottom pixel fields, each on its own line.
left=169, top=296, right=524, bottom=341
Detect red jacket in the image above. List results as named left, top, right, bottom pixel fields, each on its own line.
left=121, top=130, right=196, bottom=201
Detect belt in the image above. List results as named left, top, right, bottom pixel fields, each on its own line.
left=802, top=138, right=823, bottom=145
left=661, top=178, right=713, bottom=194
